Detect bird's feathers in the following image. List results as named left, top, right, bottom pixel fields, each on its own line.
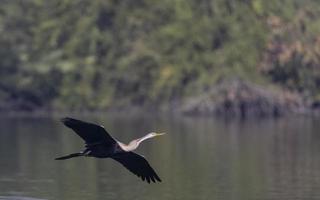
left=59, top=117, right=162, bottom=183
left=61, top=117, right=117, bottom=145
left=112, top=152, right=161, bottom=183
left=55, top=152, right=83, bottom=160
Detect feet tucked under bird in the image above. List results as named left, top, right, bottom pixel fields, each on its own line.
left=55, top=117, right=165, bottom=183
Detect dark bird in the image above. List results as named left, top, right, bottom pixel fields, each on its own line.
left=55, top=117, right=165, bottom=183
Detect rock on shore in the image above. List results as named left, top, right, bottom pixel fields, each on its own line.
left=181, top=79, right=304, bottom=118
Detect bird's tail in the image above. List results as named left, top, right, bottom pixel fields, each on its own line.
left=55, top=153, right=83, bottom=160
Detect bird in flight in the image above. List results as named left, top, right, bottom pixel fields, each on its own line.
left=55, top=117, right=165, bottom=183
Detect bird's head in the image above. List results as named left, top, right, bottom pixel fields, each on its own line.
left=130, top=132, right=166, bottom=150
left=140, top=132, right=166, bottom=141
left=148, top=132, right=166, bottom=138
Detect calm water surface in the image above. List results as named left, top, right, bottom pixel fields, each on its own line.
left=1, top=115, right=320, bottom=200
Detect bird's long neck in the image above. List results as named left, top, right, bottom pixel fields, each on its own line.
left=118, top=134, right=152, bottom=152
left=136, top=134, right=153, bottom=144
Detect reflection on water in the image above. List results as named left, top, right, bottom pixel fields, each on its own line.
left=1, top=116, right=320, bottom=200
left=0, top=196, right=46, bottom=200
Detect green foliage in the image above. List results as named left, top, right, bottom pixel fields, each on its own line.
left=261, top=3, right=320, bottom=99
left=0, top=0, right=318, bottom=111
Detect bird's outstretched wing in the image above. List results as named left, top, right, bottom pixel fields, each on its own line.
left=112, top=152, right=161, bottom=183
left=61, top=117, right=116, bottom=146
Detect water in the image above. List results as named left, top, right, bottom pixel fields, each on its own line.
left=1, top=115, right=320, bottom=200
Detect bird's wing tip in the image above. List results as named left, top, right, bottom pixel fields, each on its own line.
left=60, top=117, right=76, bottom=124
left=60, top=117, right=69, bottom=122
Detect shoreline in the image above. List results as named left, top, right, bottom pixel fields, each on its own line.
left=2, top=80, right=320, bottom=119
left=1, top=104, right=320, bottom=119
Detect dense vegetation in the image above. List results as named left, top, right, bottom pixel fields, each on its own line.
left=1, top=0, right=320, bottom=113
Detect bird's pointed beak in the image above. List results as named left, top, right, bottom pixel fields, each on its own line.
left=155, top=132, right=166, bottom=136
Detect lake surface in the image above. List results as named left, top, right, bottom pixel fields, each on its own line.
left=1, top=115, right=320, bottom=200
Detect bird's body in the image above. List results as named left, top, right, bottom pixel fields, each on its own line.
left=55, top=117, right=165, bottom=183
left=83, top=143, right=116, bottom=158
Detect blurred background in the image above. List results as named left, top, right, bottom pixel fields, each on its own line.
left=2, top=1, right=320, bottom=200
left=1, top=0, right=320, bottom=116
